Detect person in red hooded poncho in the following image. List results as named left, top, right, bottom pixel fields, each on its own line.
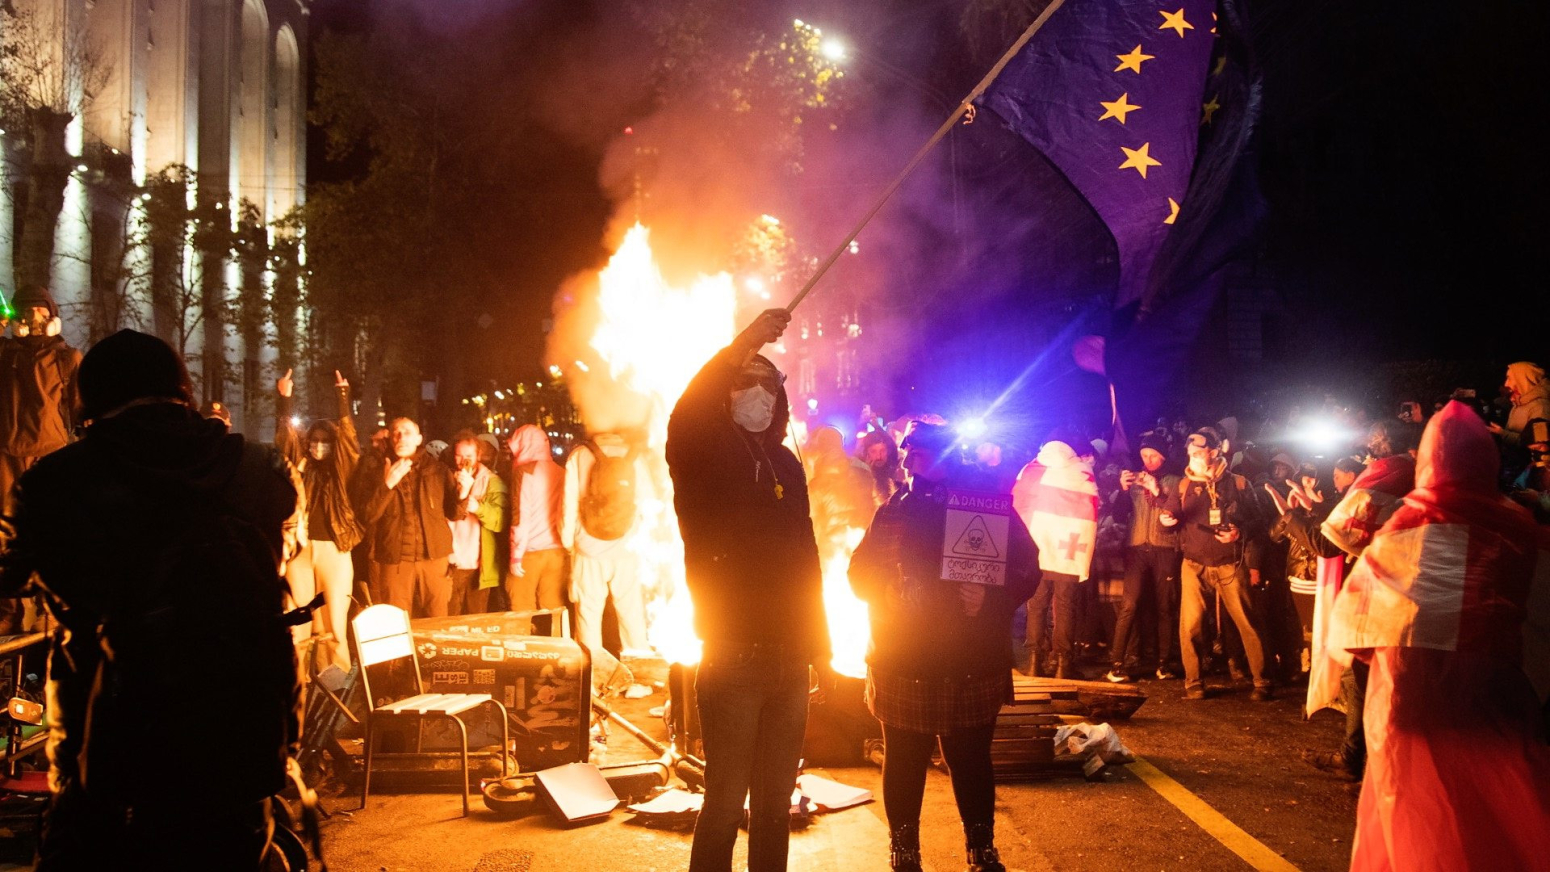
left=1328, top=401, right=1550, bottom=871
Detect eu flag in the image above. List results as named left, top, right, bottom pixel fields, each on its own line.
left=979, top=1, right=1217, bottom=306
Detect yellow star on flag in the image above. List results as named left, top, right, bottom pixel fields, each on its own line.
left=1119, top=142, right=1161, bottom=179
left=1164, top=198, right=1181, bottom=225
left=1099, top=93, right=1141, bottom=125
left=1159, top=8, right=1194, bottom=37
left=1114, top=45, right=1155, bottom=74
left=1201, top=94, right=1221, bottom=125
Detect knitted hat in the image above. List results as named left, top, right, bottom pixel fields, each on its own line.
left=11, top=285, right=58, bottom=318
left=1138, top=434, right=1170, bottom=458
left=78, top=330, right=195, bottom=422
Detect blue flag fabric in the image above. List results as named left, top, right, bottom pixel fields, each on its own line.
left=979, top=0, right=1217, bottom=306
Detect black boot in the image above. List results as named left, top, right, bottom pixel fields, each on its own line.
left=1053, top=655, right=1071, bottom=680
left=890, top=822, right=923, bottom=872
left=964, top=821, right=1006, bottom=872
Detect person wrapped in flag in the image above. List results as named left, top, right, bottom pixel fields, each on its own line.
left=1012, top=436, right=1100, bottom=679
left=1327, top=402, right=1550, bottom=871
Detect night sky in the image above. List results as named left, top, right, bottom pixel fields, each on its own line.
left=306, top=0, right=1547, bottom=436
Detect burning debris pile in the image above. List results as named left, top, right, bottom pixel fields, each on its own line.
left=548, top=224, right=875, bottom=674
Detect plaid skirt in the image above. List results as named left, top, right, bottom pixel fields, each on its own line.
left=865, top=667, right=1011, bottom=735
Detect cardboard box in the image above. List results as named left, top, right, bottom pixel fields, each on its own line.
left=410, top=612, right=591, bottom=771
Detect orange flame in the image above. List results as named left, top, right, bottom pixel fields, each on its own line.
left=588, top=224, right=735, bottom=665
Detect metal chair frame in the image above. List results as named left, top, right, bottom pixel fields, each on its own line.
left=352, top=605, right=510, bottom=816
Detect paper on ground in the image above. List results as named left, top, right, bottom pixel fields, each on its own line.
left=796, top=773, right=873, bottom=811
left=627, top=788, right=704, bottom=815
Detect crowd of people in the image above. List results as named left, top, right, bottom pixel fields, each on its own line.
left=1, top=296, right=1547, bottom=869
left=673, top=311, right=1549, bottom=872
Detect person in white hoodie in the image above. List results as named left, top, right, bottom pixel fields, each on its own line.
left=563, top=431, right=653, bottom=662
left=506, top=424, right=567, bottom=631
left=1011, top=437, right=1100, bottom=679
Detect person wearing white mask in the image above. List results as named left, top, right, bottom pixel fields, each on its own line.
left=275, top=367, right=365, bottom=671
left=667, top=308, right=830, bottom=872
left=1159, top=427, right=1272, bottom=701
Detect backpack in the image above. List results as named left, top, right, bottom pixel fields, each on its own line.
left=578, top=441, right=638, bottom=541
left=81, top=455, right=299, bottom=806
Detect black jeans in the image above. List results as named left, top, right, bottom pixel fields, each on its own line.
left=1110, top=546, right=1180, bottom=670
left=1024, top=571, right=1080, bottom=661
left=690, top=644, right=810, bottom=872
left=1339, top=661, right=1369, bottom=771
left=880, top=722, right=996, bottom=829
left=38, top=784, right=273, bottom=871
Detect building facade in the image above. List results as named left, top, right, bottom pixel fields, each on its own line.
left=1, top=0, right=308, bottom=435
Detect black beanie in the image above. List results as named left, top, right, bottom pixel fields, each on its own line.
left=11, top=285, right=59, bottom=318
left=78, top=329, right=195, bottom=421
left=1139, top=433, right=1170, bottom=459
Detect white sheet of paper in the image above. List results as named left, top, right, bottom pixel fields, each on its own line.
left=796, top=773, right=873, bottom=811
left=627, top=788, right=704, bottom=815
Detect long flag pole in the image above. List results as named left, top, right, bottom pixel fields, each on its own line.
left=785, top=0, right=1069, bottom=314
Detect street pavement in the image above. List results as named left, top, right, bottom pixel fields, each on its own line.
left=319, top=669, right=1360, bottom=872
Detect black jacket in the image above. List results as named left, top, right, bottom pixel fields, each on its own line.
left=666, top=348, right=828, bottom=662
left=0, top=335, right=81, bottom=457
left=1270, top=502, right=1344, bottom=581
left=354, top=449, right=459, bottom=563
left=1162, top=465, right=1263, bottom=566
left=276, top=384, right=365, bottom=551
left=0, top=403, right=300, bottom=805
left=849, top=476, right=1039, bottom=677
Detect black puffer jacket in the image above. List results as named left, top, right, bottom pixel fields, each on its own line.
left=666, top=348, right=829, bottom=663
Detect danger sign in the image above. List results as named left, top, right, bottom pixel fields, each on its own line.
left=942, top=491, right=1011, bottom=585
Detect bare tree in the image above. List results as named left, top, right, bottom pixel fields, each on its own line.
left=0, top=3, right=111, bottom=289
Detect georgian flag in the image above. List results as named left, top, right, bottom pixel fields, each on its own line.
left=1327, top=402, right=1550, bottom=701
left=1012, top=441, right=1100, bottom=580
left=1307, top=454, right=1415, bottom=715
left=1320, top=454, right=1415, bottom=558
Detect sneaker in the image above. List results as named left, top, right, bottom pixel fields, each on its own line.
left=1228, top=662, right=1249, bottom=683
left=1184, top=685, right=1206, bottom=700
left=1250, top=686, right=1273, bottom=702
left=1300, top=749, right=1360, bottom=782
left=1103, top=669, right=1131, bottom=684
left=1155, top=666, right=1179, bottom=680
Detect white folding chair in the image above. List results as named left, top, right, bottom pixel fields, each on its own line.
left=352, top=604, right=509, bottom=816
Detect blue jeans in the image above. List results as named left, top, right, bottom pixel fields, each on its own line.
left=689, top=643, right=811, bottom=872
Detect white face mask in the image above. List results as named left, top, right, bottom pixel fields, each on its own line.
left=310, top=442, right=333, bottom=461
left=1188, top=454, right=1213, bottom=475
left=730, top=386, right=776, bottom=433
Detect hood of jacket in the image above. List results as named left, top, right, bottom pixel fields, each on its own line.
left=1416, top=401, right=1497, bottom=493
left=727, top=354, right=791, bottom=446
left=1035, top=440, right=1086, bottom=471
left=510, top=424, right=553, bottom=465
left=1506, top=362, right=1546, bottom=405
left=86, top=402, right=246, bottom=497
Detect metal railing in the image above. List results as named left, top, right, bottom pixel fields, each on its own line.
left=0, top=632, right=49, bottom=779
